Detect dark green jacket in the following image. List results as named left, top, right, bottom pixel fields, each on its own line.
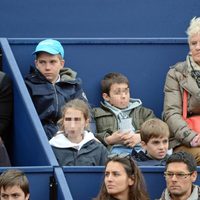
left=93, top=102, right=155, bottom=149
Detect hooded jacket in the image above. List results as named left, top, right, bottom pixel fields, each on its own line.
left=25, top=67, right=87, bottom=139
left=93, top=98, right=155, bottom=149
left=49, top=131, right=108, bottom=166
left=163, top=59, right=200, bottom=148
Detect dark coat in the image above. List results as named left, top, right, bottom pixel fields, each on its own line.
left=0, top=71, right=13, bottom=138
left=25, top=67, right=87, bottom=139
left=93, top=101, right=156, bottom=149
left=0, top=72, right=12, bottom=166
left=131, top=149, right=168, bottom=166
left=52, top=139, right=108, bottom=166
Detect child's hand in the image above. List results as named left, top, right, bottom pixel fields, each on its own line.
left=121, top=133, right=141, bottom=147
left=105, top=131, right=124, bottom=145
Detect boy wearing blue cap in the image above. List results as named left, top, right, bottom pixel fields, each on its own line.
left=25, top=39, right=88, bottom=139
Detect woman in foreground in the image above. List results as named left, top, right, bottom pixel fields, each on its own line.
left=94, top=154, right=149, bottom=200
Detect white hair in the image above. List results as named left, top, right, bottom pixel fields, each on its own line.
left=186, top=17, right=200, bottom=42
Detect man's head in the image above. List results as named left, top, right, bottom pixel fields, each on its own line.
left=0, top=169, right=30, bottom=200
left=164, top=152, right=197, bottom=199
left=33, top=39, right=65, bottom=83
left=101, top=72, right=130, bottom=109
left=140, top=118, right=169, bottom=160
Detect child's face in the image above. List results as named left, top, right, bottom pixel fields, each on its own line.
left=35, top=52, right=64, bottom=84
left=142, top=136, right=169, bottom=160
left=0, top=185, right=29, bottom=200
left=103, top=83, right=130, bottom=109
left=63, top=108, right=88, bottom=139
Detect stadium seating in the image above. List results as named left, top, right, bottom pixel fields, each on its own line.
left=1, top=1, right=200, bottom=199
left=2, top=37, right=199, bottom=200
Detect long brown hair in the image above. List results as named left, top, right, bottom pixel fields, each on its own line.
left=94, top=155, right=150, bottom=200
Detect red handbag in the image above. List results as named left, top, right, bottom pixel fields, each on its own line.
left=183, top=90, right=200, bottom=134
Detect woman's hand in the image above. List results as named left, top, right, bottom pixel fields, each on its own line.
left=190, top=134, right=200, bottom=147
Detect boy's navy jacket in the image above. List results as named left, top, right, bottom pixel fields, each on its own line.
left=25, top=67, right=86, bottom=139
left=131, top=148, right=168, bottom=166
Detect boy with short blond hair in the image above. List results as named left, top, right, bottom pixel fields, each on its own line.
left=25, top=39, right=88, bottom=139
left=93, top=72, right=156, bottom=154
left=132, top=118, right=170, bottom=165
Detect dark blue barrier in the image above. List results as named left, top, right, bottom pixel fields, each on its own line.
left=63, top=166, right=200, bottom=200
left=8, top=38, right=188, bottom=117
left=0, top=1, right=200, bottom=38
left=0, top=38, right=58, bottom=166
left=54, top=167, right=73, bottom=200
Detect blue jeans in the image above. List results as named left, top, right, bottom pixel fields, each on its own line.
left=110, top=145, right=142, bottom=154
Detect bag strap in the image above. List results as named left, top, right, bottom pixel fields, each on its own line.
left=183, top=90, right=188, bottom=119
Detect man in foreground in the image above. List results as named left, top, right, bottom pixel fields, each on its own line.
left=160, top=151, right=199, bottom=200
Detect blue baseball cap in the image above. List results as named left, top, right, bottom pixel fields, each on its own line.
left=33, top=39, right=64, bottom=58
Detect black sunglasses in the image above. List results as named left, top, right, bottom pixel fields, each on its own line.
left=107, top=153, right=131, bottom=159
left=107, top=153, right=135, bottom=175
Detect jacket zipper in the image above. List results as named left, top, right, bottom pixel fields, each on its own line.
left=53, top=84, right=59, bottom=119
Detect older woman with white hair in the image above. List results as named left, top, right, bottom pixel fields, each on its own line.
left=163, top=17, right=200, bottom=165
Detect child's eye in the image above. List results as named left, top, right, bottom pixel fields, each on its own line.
left=50, top=60, right=57, bottom=64
left=1, top=194, right=9, bottom=199
left=152, top=141, right=160, bottom=145
left=124, top=88, right=129, bottom=94
left=39, top=60, right=45, bottom=64
left=12, top=194, right=20, bottom=198
left=74, top=118, right=81, bottom=121
left=113, top=91, right=120, bottom=95
left=65, top=118, right=72, bottom=121
left=163, top=140, right=168, bottom=144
